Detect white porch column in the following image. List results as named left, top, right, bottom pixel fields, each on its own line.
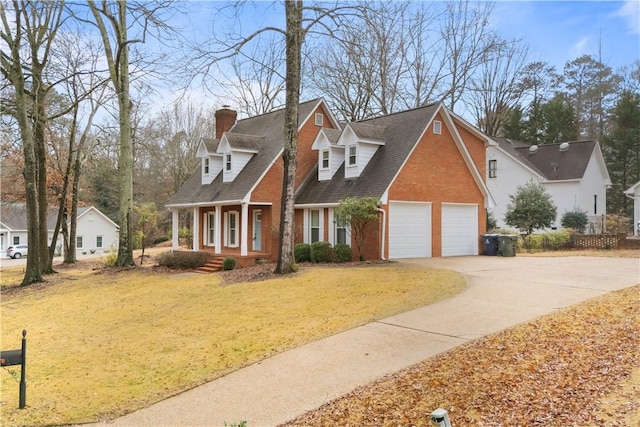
left=241, top=202, right=249, bottom=256
left=171, top=209, right=179, bottom=251
left=192, top=207, right=200, bottom=252
left=215, top=206, right=222, bottom=254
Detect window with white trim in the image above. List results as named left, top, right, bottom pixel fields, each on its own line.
left=204, top=158, right=210, bottom=174
left=488, top=159, right=497, bottom=178
left=77, top=236, right=84, bottom=249
left=309, top=210, right=320, bottom=243
left=13, top=236, right=20, bottom=245
left=315, top=113, right=323, bottom=126
left=227, top=211, right=238, bottom=247
left=433, top=120, right=442, bottom=135
left=335, top=223, right=348, bottom=245
left=96, top=236, right=103, bottom=248
left=348, top=145, right=357, bottom=166
left=225, top=153, right=232, bottom=171
left=207, top=212, right=216, bottom=246
left=321, top=150, right=329, bottom=169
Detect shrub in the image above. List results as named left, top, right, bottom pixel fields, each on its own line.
left=294, top=243, right=311, bottom=263
left=310, top=241, right=331, bottom=263
left=521, top=230, right=572, bottom=251
left=153, top=236, right=169, bottom=245
left=606, top=214, right=632, bottom=235
left=157, top=251, right=210, bottom=269
left=561, top=209, right=588, bottom=233
left=103, top=251, right=118, bottom=267
left=223, top=257, right=236, bottom=271
left=333, top=243, right=353, bottom=263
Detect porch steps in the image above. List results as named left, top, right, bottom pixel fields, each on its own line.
left=197, top=257, right=224, bottom=273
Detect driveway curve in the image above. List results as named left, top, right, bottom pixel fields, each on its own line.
left=96, top=256, right=639, bottom=427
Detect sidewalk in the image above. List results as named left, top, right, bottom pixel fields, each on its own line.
left=96, top=255, right=639, bottom=426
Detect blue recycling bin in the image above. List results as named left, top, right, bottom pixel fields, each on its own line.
left=482, top=234, right=499, bottom=256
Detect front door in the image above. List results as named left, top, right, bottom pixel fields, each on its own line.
left=253, top=210, right=262, bottom=251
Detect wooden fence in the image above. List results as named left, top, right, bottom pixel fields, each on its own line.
left=569, top=233, right=640, bottom=250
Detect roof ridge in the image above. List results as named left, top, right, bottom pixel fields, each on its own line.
left=356, top=102, right=441, bottom=124
left=235, top=98, right=323, bottom=123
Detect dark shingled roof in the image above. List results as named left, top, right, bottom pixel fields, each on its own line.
left=167, top=99, right=323, bottom=206
left=493, top=137, right=597, bottom=181
left=349, top=122, right=387, bottom=142
left=321, top=128, right=342, bottom=145
left=202, top=138, right=220, bottom=153
left=295, top=103, right=440, bottom=205
left=224, top=133, right=264, bottom=151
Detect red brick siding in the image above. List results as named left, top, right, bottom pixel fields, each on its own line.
left=388, top=112, right=486, bottom=256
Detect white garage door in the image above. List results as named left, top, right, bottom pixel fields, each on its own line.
left=389, top=202, right=431, bottom=258
left=442, top=204, right=478, bottom=256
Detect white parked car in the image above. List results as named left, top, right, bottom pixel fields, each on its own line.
left=7, top=244, right=28, bottom=259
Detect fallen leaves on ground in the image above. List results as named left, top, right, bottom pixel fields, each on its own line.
left=284, top=285, right=640, bottom=427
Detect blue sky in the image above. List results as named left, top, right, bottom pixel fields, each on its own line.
left=491, top=1, right=638, bottom=70
left=182, top=1, right=639, bottom=71
left=152, top=1, right=640, bottom=115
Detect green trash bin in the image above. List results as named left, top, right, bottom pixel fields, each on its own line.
left=498, top=235, right=518, bottom=257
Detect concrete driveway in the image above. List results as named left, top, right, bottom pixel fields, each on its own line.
left=97, top=255, right=639, bottom=427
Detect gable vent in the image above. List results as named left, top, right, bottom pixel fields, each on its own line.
left=559, top=142, right=570, bottom=152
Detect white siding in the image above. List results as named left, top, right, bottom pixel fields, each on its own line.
left=388, top=202, right=431, bottom=258
left=223, top=151, right=254, bottom=183
left=442, top=204, right=478, bottom=256
left=345, top=143, right=379, bottom=179
left=486, top=147, right=539, bottom=229
left=76, top=209, right=119, bottom=253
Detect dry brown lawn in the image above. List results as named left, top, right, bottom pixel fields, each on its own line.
left=0, top=258, right=464, bottom=426
left=285, top=284, right=640, bottom=427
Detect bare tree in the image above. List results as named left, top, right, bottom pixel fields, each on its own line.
left=440, top=0, right=497, bottom=111
left=219, top=38, right=286, bottom=116
left=85, top=0, right=176, bottom=267
left=1, top=0, right=66, bottom=284
left=467, top=37, right=530, bottom=136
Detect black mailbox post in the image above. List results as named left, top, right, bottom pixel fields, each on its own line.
left=1, top=330, right=27, bottom=409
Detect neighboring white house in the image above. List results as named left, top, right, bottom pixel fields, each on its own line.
left=0, top=203, right=119, bottom=255
left=624, top=181, right=640, bottom=236
left=487, top=139, right=611, bottom=233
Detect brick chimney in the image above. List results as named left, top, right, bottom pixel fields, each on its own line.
left=215, top=106, right=237, bottom=139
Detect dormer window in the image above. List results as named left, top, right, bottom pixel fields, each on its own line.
left=321, top=150, right=329, bottom=169
left=315, top=113, right=323, bottom=126
left=225, top=153, right=232, bottom=171
left=433, top=120, right=442, bottom=135
left=204, top=158, right=210, bottom=174
left=348, top=145, right=357, bottom=166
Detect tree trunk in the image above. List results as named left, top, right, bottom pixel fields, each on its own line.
left=32, top=63, right=52, bottom=274
left=115, top=39, right=135, bottom=267
left=89, top=0, right=135, bottom=267
left=275, top=0, right=303, bottom=275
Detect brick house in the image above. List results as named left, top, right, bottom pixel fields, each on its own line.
left=166, top=99, right=494, bottom=263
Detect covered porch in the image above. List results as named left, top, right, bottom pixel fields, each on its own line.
left=169, top=201, right=274, bottom=262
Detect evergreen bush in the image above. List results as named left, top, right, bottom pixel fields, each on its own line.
left=333, top=243, right=353, bottom=263
left=223, top=257, right=236, bottom=271
left=310, top=241, right=331, bottom=263
left=561, top=209, right=588, bottom=233
left=294, top=243, right=311, bottom=263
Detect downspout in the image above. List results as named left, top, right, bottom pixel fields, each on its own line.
left=377, top=208, right=386, bottom=261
